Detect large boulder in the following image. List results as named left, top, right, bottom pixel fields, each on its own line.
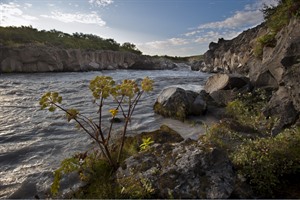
left=284, top=62, right=300, bottom=112
left=204, top=74, right=250, bottom=106
left=153, top=87, right=207, bottom=121
left=204, top=73, right=249, bottom=94
left=117, top=139, right=235, bottom=199
left=263, top=86, right=299, bottom=136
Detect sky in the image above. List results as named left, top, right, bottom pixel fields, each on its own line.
left=0, top=0, right=278, bottom=56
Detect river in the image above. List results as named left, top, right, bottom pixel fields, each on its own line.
left=0, top=69, right=212, bottom=198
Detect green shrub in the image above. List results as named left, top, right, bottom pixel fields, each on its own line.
left=200, top=122, right=247, bottom=153
left=259, top=32, right=277, bottom=47
left=0, top=26, right=143, bottom=54
left=53, top=152, right=124, bottom=199
left=254, top=0, right=300, bottom=58
left=253, top=42, right=264, bottom=58
left=254, top=32, right=277, bottom=58
left=232, top=126, right=300, bottom=196
left=226, top=89, right=277, bottom=135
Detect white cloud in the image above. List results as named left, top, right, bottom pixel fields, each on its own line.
left=198, top=10, right=263, bottom=30
left=184, top=30, right=200, bottom=37
left=0, top=3, right=37, bottom=26
left=183, top=0, right=278, bottom=47
left=194, top=30, right=240, bottom=44
left=142, top=38, right=189, bottom=50
left=88, top=0, right=114, bottom=7
left=41, top=11, right=106, bottom=26
left=245, top=0, right=279, bottom=11
left=194, top=0, right=279, bottom=31
left=169, top=38, right=189, bottom=45
left=24, top=3, right=32, bottom=8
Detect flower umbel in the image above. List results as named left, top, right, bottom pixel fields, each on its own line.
left=109, top=109, right=118, bottom=117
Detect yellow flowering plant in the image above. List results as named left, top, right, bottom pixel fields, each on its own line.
left=40, top=76, right=154, bottom=195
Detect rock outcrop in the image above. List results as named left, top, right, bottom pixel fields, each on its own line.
left=0, top=45, right=176, bottom=72
left=201, top=18, right=300, bottom=121
left=117, top=126, right=235, bottom=199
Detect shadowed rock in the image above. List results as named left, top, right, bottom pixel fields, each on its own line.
left=153, top=87, right=207, bottom=121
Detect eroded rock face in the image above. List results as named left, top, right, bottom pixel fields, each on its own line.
left=202, top=19, right=300, bottom=88
left=153, top=87, right=207, bottom=121
left=203, top=23, right=266, bottom=75
left=0, top=45, right=176, bottom=72
left=117, top=139, right=235, bottom=199
left=203, top=18, right=300, bottom=125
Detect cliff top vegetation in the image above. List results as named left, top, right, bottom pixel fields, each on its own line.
left=254, top=0, right=300, bottom=57
left=0, top=26, right=142, bottom=55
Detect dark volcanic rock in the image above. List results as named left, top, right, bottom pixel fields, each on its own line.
left=201, top=18, right=300, bottom=125
left=153, top=87, right=207, bottom=121
left=263, top=86, right=299, bottom=136
left=117, top=138, right=235, bottom=199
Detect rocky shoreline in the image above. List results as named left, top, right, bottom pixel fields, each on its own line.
left=116, top=18, right=300, bottom=199
left=1, top=12, right=300, bottom=200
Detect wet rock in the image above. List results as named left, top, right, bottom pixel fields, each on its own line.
left=136, top=124, right=184, bottom=144
left=189, top=60, right=205, bottom=71
left=116, top=139, right=235, bottom=199
left=153, top=87, right=205, bottom=121
left=191, top=93, right=207, bottom=115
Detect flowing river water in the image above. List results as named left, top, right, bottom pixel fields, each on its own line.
left=0, top=69, right=214, bottom=198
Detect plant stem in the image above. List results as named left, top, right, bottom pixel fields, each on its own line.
left=117, top=100, right=132, bottom=163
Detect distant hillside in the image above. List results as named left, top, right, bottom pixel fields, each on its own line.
left=0, top=26, right=142, bottom=55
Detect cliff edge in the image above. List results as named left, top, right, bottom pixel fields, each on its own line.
left=201, top=18, right=300, bottom=116
left=0, top=46, right=177, bottom=72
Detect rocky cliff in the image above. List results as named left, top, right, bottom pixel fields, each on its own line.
left=0, top=45, right=176, bottom=72
left=201, top=18, right=300, bottom=117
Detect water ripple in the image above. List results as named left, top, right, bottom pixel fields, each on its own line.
left=0, top=70, right=210, bottom=198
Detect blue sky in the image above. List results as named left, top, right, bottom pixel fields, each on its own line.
left=0, top=0, right=278, bottom=56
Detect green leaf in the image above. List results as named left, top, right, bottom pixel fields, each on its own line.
left=57, top=96, right=63, bottom=104
left=140, top=137, right=154, bottom=151
left=52, top=92, right=59, bottom=98
left=48, top=106, right=56, bottom=112
left=66, top=109, right=79, bottom=122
